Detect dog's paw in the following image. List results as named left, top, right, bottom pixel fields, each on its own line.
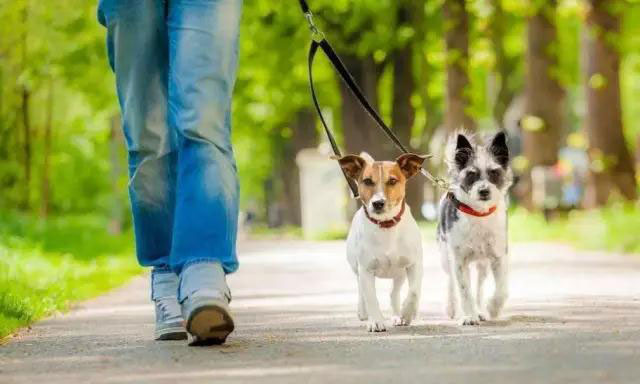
left=357, top=300, right=368, bottom=321
left=400, top=294, right=418, bottom=322
left=392, top=316, right=411, bottom=326
left=460, top=315, right=481, bottom=326
left=488, top=296, right=506, bottom=319
left=366, top=319, right=386, bottom=332
left=445, top=301, right=457, bottom=320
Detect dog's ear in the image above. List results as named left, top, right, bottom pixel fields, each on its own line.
left=359, top=152, right=375, bottom=164
left=332, top=154, right=367, bottom=180
left=395, top=153, right=429, bottom=179
left=454, top=133, right=474, bottom=169
left=489, top=131, right=509, bottom=169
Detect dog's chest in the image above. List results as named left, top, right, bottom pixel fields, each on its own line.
left=449, top=213, right=506, bottom=259
left=360, top=227, right=415, bottom=278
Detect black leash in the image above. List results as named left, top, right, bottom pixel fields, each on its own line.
left=300, top=0, right=449, bottom=196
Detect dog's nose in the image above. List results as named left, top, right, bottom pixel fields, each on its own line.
left=372, top=200, right=385, bottom=211
left=478, top=188, right=490, bottom=199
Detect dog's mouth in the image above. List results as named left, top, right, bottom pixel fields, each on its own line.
left=478, top=195, right=491, bottom=202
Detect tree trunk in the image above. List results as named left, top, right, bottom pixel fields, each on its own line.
left=522, top=1, right=564, bottom=168
left=21, top=87, right=31, bottom=209
left=583, top=0, right=637, bottom=205
left=416, top=0, right=443, bottom=201
left=490, top=0, right=519, bottom=130
left=443, top=0, right=474, bottom=132
left=339, top=53, right=388, bottom=159
left=280, top=109, right=318, bottom=226
left=20, top=3, right=31, bottom=210
left=392, top=3, right=423, bottom=219
left=40, top=80, right=53, bottom=218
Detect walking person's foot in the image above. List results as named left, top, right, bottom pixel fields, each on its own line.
left=179, top=262, right=235, bottom=346
left=151, top=269, right=188, bottom=340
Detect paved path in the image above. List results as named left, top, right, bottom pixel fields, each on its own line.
left=2, top=240, right=640, bottom=383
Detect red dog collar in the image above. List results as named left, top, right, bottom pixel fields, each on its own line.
left=364, top=199, right=406, bottom=229
left=448, top=193, right=496, bottom=217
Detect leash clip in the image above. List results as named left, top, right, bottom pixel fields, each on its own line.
left=420, top=167, right=450, bottom=191
left=304, top=12, right=325, bottom=42
left=434, top=178, right=450, bottom=191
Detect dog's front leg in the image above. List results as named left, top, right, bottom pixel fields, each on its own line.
left=453, top=256, right=480, bottom=325
left=399, top=263, right=422, bottom=326
left=476, top=261, right=489, bottom=321
left=358, top=267, right=386, bottom=332
left=390, top=275, right=404, bottom=322
left=357, top=277, right=368, bottom=321
left=488, top=255, right=509, bottom=319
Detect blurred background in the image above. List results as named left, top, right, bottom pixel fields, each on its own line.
left=1, top=0, right=639, bottom=338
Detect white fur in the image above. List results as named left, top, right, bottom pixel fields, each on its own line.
left=440, top=132, right=512, bottom=325
left=346, top=203, right=423, bottom=332
left=439, top=196, right=509, bottom=325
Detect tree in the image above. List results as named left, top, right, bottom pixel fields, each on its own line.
left=443, top=0, right=474, bottom=132
left=583, top=0, right=637, bottom=205
left=276, top=109, right=318, bottom=226
left=522, top=0, right=564, bottom=169
left=490, top=0, right=521, bottom=130
left=40, top=78, right=53, bottom=218
left=318, top=1, right=396, bottom=160
left=391, top=0, right=423, bottom=218
left=339, top=53, right=388, bottom=158
left=20, top=1, right=32, bottom=209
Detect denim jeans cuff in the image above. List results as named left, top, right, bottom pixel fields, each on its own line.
left=150, top=268, right=179, bottom=301
left=178, top=261, right=228, bottom=303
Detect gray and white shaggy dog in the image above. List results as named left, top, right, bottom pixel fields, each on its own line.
left=437, top=131, right=514, bottom=325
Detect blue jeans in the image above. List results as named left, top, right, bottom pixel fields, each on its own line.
left=98, top=0, right=242, bottom=275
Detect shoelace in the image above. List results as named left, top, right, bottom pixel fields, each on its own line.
left=156, top=298, right=181, bottom=320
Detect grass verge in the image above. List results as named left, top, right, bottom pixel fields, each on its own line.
left=248, top=203, right=640, bottom=255
left=508, top=202, right=640, bottom=254
left=0, top=213, right=141, bottom=340
left=419, top=202, right=640, bottom=254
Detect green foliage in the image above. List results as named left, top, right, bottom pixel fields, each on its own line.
left=509, top=203, right=640, bottom=253
left=251, top=203, right=640, bottom=254
left=0, top=1, right=121, bottom=214
left=416, top=203, right=640, bottom=254
left=621, top=4, right=640, bottom=144
left=0, top=212, right=141, bottom=339
left=0, top=0, right=638, bottom=218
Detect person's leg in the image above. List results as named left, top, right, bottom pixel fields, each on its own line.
left=167, top=0, right=242, bottom=276
left=166, top=0, right=242, bottom=345
left=98, top=0, right=185, bottom=340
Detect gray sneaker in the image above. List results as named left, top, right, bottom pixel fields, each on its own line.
left=151, top=269, right=188, bottom=340
left=179, top=262, right=234, bottom=346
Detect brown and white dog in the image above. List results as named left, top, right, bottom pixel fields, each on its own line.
left=335, top=152, right=428, bottom=332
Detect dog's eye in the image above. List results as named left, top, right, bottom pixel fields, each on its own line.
left=487, top=169, right=502, bottom=182
left=363, top=178, right=375, bottom=186
left=387, top=178, right=397, bottom=186
left=464, top=170, right=479, bottom=184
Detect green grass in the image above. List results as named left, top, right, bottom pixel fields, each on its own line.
left=251, top=203, right=640, bottom=255
left=0, top=213, right=142, bottom=340
left=508, top=202, right=640, bottom=254
left=420, top=202, right=640, bottom=254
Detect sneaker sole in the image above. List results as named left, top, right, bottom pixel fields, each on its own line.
left=155, top=326, right=188, bottom=341
left=186, top=304, right=234, bottom=346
